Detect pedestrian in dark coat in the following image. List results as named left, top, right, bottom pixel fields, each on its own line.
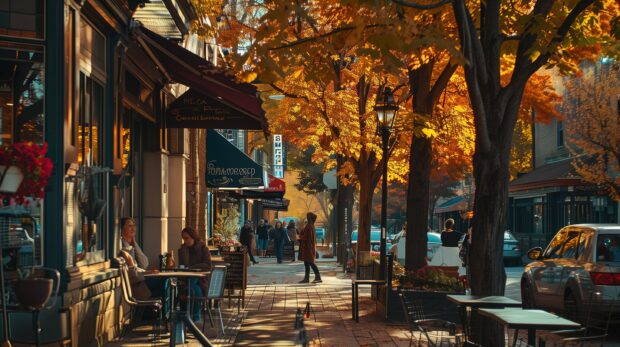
left=298, top=212, right=321, bottom=283
left=272, top=220, right=288, bottom=264
left=239, top=221, right=258, bottom=264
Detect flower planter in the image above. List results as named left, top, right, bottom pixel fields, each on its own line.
left=13, top=278, right=53, bottom=309
left=0, top=165, right=24, bottom=193
left=384, top=288, right=462, bottom=323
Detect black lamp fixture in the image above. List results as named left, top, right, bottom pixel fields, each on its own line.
left=374, top=86, right=399, bottom=280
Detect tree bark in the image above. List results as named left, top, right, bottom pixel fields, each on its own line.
left=405, top=136, right=432, bottom=270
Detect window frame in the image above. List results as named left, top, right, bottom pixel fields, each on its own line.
left=72, top=16, right=108, bottom=266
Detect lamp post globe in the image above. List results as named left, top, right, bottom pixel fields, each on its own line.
left=373, top=87, right=398, bottom=280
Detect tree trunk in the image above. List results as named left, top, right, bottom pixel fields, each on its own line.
left=356, top=161, right=374, bottom=255
left=405, top=136, right=432, bottom=271
left=469, top=143, right=510, bottom=346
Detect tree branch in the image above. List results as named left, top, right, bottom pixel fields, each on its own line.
left=268, top=24, right=387, bottom=51
left=429, top=62, right=458, bottom=106
left=453, top=0, right=492, bottom=152
left=269, top=83, right=309, bottom=102
left=511, top=0, right=594, bottom=89
left=392, top=0, right=453, bottom=10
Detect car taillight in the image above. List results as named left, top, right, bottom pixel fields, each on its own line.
left=590, top=272, right=620, bottom=285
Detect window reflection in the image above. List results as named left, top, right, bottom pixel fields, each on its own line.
left=0, top=44, right=44, bottom=266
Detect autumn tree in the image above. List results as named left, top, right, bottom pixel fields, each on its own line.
left=390, top=0, right=619, bottom=344
left=566, top=60, right=620, bottom=200
left=258, top=56, right=412, bottom=257
left=214, top=1, right=431, bottom=259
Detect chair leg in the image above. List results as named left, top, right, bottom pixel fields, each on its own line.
left=217, top=301, right=225, bottom=335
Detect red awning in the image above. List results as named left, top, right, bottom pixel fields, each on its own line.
left=135, top=26, right=268, bottom=133
left=265, top=174, right=285, bottom=193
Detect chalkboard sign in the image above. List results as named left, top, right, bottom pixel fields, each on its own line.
left=208, top=267, right=226, bottom=298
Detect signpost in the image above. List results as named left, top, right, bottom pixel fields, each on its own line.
left=273, top=134, right=285, bottom=178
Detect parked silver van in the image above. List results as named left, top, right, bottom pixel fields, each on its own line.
left=521, top=224, right=620, bottom=322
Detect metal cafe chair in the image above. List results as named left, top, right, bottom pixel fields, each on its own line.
left=398, top=291, right=458, bottom=347
left=550, top=292, right=616, bottom=347
left=117, top=259, right=163, bottom=344
left=192, top=265, right=228, bottom=336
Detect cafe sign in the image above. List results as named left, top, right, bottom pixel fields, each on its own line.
left=166, top=89, right=262, bottom=129
left=206, top=129, right=265, bottom=188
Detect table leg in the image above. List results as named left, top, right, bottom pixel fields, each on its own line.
left=183, top=312, right=213, bottom=346
left=351, top=283, right=355, bottom=321
left=33, top=309, right=41, bottom=347
left=527, top=328, right=536, bottom=347
left=354, top=284, right=359, bottom=322
left=458, top=305, right=469, bottom=341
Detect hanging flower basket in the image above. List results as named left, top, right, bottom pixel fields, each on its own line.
left=0, top=142, right=53, bottom=202
left=0, top=165, right=24, bottom=193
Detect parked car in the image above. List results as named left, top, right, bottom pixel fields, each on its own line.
left=351, top=227, right=382, bottom=252
left=521, top=224, right=620, bottom=323
left=315, top=227, right=326, bottom=244
left=390, top=232, right=442, bottom=263
left=503, top=230, right=522, bottom=265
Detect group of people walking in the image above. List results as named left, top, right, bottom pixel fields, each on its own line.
left=237, top=212, right=322, bottom=283
left=238, top=218, right=296, bottom=264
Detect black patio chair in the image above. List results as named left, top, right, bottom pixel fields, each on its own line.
left=398, top=291, right=459, bottom=347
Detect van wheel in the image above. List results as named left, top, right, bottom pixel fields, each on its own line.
left=521, top=280, right=534, bottom=309
left=564, top=291, right=581, bottom=323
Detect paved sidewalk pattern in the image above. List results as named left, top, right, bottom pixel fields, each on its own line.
left=103, top=256, right=615, bottom=346
left=234, top=257, right=412, bottom=346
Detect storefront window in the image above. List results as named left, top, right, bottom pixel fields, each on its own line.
left=0, top=0, right=45, bottom=39
left=0, top=43, right=45, bottom=266
left=533, top=197, right=544, bottom=234
left=73, top=19, right=107, bottom=264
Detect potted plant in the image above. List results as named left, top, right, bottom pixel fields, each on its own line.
left=0, top=142, right=53, bottom=202
left=381, top=262, right=467, bottom=323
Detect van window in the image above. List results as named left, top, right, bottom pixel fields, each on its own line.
left=544, top=230, right=569, bottom=258
left=596, top=234, right=620, bottom=262
left=562, top=231, right=581, bottom=259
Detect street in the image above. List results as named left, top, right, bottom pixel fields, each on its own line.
left=505, top=265, right=524, bottom=301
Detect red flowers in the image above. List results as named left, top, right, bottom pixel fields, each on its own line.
left=0, top=142, right=53, bottom=200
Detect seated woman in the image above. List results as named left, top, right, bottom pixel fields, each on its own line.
left=176, top=227, right=212, bottom=322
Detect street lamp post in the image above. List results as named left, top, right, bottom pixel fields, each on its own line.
left=374, top=87, right=398, bottom=280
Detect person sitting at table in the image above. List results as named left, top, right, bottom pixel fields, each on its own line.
left=179, top=227, right=213, bottom=271
left=440, top=218, right=462, bottom=247
left=119, top=217, right=152, bottom=300
left=178, top=227, right=212, bottom=322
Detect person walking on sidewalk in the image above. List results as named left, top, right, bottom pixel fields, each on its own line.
left=286, top=220, right=298, bottom=262
left=256, top=219, right=270, bottom=257
left=298, top=212, right=321, bottom=283
left=272, top=220, right=288, bottom=264
left=240, top=221, right=259, bottom=264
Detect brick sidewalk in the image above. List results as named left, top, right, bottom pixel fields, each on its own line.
left=104, top=256, right=613, bottom=346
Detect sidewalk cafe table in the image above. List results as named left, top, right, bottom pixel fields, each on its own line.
left=145, top=271, right=211, bottom=347
left=478, top=308, right=581, bottom=347
left=446, top=295, right=522, bottom=340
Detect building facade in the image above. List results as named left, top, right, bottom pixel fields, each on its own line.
left=0, top=0, right=260, bottom=345
left=507, top=61, right=620, bottom=250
